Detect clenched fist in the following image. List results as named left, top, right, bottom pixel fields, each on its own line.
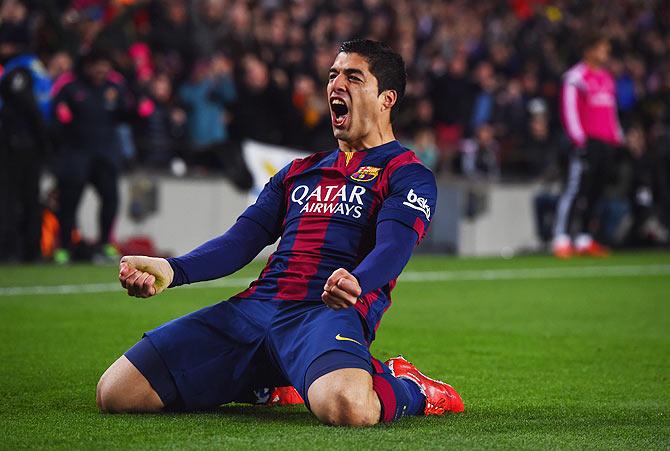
left=322, top=268, right=362, bottom=310
left=119, top=255, right=174, bottom=298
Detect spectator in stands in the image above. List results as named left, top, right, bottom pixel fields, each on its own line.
left=292, top=73, right=335, bottom=151
left=51, top=49, right=131, bottom=264
left=148, top=0, right=192, bottom=73
left=619, top=124, right=666, bottom=245
left=394, top=71, right=430, bottom=136
left=495, top=78, right=527, bottom=150
left=178, top=53, right=250, bottom=186
left=0, top=1, right=52, bottom=262
left=411, top=127, right=438, bottom=171
left=135, top=72, right=186, bottom=168
left=231, top=53, right=301, bottom=148
left=460, top=123, right=500, bottom=180
left=513, top=99, right=562, bottom=176
left=611, top=57, right=636, bottom=126
left=430, top=53, right=473, bottom=169
left=179, top=54, right=234, bottom=152
left=47, top=51, right=73, bottom=81
left=190, top=0, right=228, bottom=58
left=470, top=60, right=498, bottom=132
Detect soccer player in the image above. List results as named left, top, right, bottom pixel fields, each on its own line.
left=97, top=40, right=463, bottom=426
left=552, top=33, right=624, bottom=258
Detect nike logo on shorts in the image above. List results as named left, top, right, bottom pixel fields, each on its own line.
left=335, top=334, right=363, bottom=346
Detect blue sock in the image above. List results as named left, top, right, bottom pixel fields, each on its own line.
left=399, top=377, right=426, bottom=416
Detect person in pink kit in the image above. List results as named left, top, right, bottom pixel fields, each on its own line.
left=553, top=33, right=624, bottom=258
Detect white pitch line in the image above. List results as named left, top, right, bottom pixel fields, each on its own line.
left=398, top=264, right=670, bottom=282
left=0, top=264, right=669, bottom=297
left=0, top=277, right=255, bottom=297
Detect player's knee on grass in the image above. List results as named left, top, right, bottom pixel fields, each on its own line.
left=96, top=356, right=164, bottom=413
left=307, top=368, right=380, bottom=426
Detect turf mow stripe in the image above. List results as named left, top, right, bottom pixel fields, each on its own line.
left=1, top=264, right=669, bottom=297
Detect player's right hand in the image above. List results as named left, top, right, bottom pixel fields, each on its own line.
left=119, top=255, right=174, bottom=299
left=322, top=268, right=361, bottom=310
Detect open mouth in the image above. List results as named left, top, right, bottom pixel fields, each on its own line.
left=330, top=97, right=349, bottom=128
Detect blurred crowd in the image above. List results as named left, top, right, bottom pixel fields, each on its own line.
left=1, top=0, right=669, bottom=262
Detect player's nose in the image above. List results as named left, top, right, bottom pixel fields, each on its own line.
left=330, top=73, right=348, bottom=92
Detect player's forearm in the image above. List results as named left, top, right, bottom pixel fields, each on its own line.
left=351, top=220, right=417, bottom=295
left=167, top=217, right=272, bottom=287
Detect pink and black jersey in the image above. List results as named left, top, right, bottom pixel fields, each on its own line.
left=234, top=140, right=436, bottom=337
left=560, top=62, right=623, bottom=148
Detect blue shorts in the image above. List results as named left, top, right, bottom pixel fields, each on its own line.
left=126, top=298, right=373, bottom=410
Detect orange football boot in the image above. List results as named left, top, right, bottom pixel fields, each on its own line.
left=553, top=242, right=574, bottom=259
left=576, top=241, right=610, bottom=257
left=385, top=356, right=464, bottom=415
left=266, top=386, right=304, bottom=406
left=552, top=235, right=574, bottom=259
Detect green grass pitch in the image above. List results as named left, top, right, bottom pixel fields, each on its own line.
left=1, top=252, right=669, bottom=449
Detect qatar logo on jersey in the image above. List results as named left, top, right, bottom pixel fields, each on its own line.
left=350, top=166, right=381, bottom=182
left=403, top=188, right=431, bottom=220
left=291, top=184, right=365, bottom=219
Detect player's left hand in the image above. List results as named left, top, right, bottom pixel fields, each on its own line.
left=322, top=268, right=361, bottom=310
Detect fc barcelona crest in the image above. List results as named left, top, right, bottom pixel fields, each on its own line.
left=350, top=166, right=381, bottom=182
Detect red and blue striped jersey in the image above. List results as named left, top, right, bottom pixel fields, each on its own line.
left=234, top=140, right=437, bottom=338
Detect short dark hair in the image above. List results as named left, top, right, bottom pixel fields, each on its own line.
left=339, top=39, right=406, bottom=119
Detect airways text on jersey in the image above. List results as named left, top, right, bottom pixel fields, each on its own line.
left=291, top=184, right=365, bottom=219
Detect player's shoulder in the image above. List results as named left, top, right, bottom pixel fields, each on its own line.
left=563, top=62, right=587, bottom=85
left=385, top=144, right=435, bottom=183
left=286, top=148, right=337, bottom=177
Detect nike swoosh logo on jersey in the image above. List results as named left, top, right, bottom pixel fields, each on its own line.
left=335, top=334, right=363, bottom=346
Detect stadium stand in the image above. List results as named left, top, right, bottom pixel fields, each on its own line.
left=0, top=0, right=668, bottom=261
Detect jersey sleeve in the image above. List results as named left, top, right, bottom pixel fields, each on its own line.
left=351, top=220, right=417, bottom=295
left=238, top=162, right=292, bottom=240
left=561, top=71, right=586, bottom=147
left=167, top=216, right=272, bottom=287
left=377, top=163, right=437, bottom=243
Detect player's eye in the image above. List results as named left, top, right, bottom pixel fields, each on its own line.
left=348, top=76, right=361, bottom=82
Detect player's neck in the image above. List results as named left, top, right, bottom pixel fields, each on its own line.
left=338, top=127, right=396, bottom=152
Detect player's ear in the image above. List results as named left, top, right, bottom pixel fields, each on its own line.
left=380, top=89, right=397, bottom=113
